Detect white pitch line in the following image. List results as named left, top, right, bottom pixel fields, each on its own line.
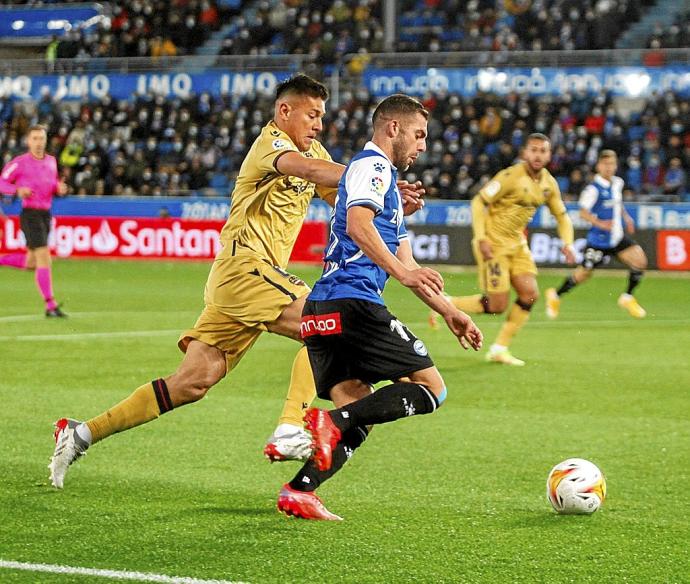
left=0, top=329, right=180, bottom=342
left=0, top=560, right=247, bottom=584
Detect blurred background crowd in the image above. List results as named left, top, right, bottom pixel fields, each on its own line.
left=0, top=0, right=687, bottom=201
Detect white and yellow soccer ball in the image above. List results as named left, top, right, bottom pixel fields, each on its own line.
left=546, top=458, right=606, bottom=515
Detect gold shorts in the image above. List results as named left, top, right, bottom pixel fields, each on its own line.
left=178, top=244, right=310, bottom=371
left=473, top=239, right=537, bottom=295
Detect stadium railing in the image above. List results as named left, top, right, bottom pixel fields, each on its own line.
left=1, top=48, right=689, bottom=77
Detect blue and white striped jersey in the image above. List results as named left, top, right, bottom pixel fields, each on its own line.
left=579, top=174, right=625, bottom=249
left=309, top=141, right=407, bottom=304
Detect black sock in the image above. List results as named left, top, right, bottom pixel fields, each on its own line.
left=289, top=425, right=369, bottom=492
left=627, top=270, right=643, bottom=295
left=331, top=382, right=439, bottom=433
left=556, top=276, right=577, bottom=296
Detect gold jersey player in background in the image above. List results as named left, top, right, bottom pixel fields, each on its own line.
left=431, top=133, right=575, bottom=366
left=48, top=75, right=350, bottom=487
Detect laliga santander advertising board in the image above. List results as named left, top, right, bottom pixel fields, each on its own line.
left=0, top=216, right=327, bottom=263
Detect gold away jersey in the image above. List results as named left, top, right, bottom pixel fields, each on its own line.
left=478, top=162, right=566, bottom=246
left=219, top=121, right=333, bottom=268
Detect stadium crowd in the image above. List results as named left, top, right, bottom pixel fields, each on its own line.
left=220, top=0, right=653, bottom=60
left=1, top=86, right=687, bottom=201
left=647, top=11, right=690, bottom=50
left=2, top=0, right=658, bottom=61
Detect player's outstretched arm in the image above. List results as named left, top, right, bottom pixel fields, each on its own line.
left=276, top=151, right=346, bottom=189
left=346, top=205, right=443, bottom=298
left=396, top=240, right=483, bottom=351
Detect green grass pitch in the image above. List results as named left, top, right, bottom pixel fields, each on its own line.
left=0, top=259, right=688, bottom=583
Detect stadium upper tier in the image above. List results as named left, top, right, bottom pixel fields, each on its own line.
left=1, top=87, right=686, bottom=201
left=0, top=0, right=673, bottom=61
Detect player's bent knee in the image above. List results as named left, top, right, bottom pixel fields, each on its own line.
left=516, top=297, right=536, bottom=311
left=485, top=297, right=508, bottom=314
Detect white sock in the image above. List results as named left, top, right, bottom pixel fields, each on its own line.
left=490, top=343, right=507, bottom=353
left=273, top=423, right=303, bottom=438
left=76, top=423, right=92, bottom=445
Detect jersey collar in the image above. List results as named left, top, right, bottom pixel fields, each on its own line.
left=594, top=174, right=612, bottom=188
left=364, top=141, right=395, bottom=169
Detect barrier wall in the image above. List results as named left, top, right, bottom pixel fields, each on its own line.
left=2, top=66, right=689, bottom=101
left=1, top=197, right=688, bottom=269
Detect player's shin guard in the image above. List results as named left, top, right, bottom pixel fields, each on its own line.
left=85, top=379, right=173, bottom=444
left=330, top=382, right=441, bottom=433
left=289, top=425, right=369, bottom=492
left=278, top=346, right=317, bottom=427
left=627, top=270, right=643, bottom=295
left=495, top=300, right=532, bottom=347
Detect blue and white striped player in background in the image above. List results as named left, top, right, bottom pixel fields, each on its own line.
left=546, top=150, right=648, bottom=319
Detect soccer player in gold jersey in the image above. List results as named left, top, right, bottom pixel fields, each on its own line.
left=431, top=133, right=575, bottom=365
left=48, top=75, right=425, bottom=488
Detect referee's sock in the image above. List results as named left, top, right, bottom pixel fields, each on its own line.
left=330, top=382, right=440, bottom=433
left=0, top=252, right=27, bottom=269
left=289, top=425, right=369, bottom=492
left=35, top=266, right=57, bottom=310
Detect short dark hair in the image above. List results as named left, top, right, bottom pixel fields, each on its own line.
left=526, top=132, right=550, bottom=145
left=275, top=74, right=329, bottom=102
left=372, top=94, right=429, bottom=127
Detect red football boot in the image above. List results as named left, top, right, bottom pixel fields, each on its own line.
left=277, top=483, right=343, bottom=521
left=304, top=408, right=342, bottom=471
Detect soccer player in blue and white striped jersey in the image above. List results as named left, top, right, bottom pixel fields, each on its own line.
left=546, top=150, right=648, bottom=319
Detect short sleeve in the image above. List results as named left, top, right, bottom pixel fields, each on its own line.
left=344, top=155, right=392, bottom=214
left=579, top=184, right=598, bottom=211
left=254, top=128, right=300, bottom=176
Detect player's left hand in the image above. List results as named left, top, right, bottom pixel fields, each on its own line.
left=397, top=180, right=425, bottom=216
left=57, top=181, right=69, bottom=196
left=562, top=245, right=576, bottom=264
left=445, top=311, right=483, bottom=351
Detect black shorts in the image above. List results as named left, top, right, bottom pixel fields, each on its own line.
left=581, top=235, right=637, bottom=270
left=301, top=298, right=435, bottom=399
left=19, top=208, right=51, bottom=249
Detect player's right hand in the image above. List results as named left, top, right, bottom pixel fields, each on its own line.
left=16, top=186, right=32, bottom=198
left=478, top=239, right=493, bottom=260
left=399, top=267, right=444, bottom=298
left=445, top=311, right=483, bottom=351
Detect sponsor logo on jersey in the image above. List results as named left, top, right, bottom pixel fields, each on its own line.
left=272, top=139, right=289, bottom=150
left=300, top=312, right=342, bottom=338
left=373, top=161, right=385, bottom=172
left=413, top=339, right=428, bottom=356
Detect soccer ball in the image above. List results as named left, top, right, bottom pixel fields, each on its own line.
left=546, top=458, right=606, bottom=515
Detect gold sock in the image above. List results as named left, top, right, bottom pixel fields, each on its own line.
left=86, top=380, right=170, bottom=444
left=278, top=346, right=316, bottom=427
left=450, top=294, right=484, bottom=313
left=495, top=303, right=531, bottom=347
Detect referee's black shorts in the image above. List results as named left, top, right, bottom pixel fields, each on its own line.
left=301, top=298, right=435, bottom=399
left=19, top=208, right=51, bottom=249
